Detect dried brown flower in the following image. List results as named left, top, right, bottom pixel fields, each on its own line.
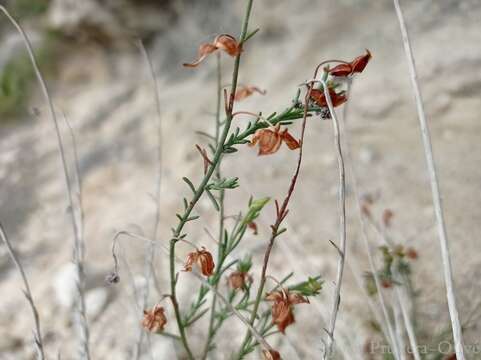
left=265, top=290, right=309, bottom=333
left=234, top=85, right=266, bottom=101
left=249, top=125, right=300, bottom=156
left=142, top=304, right=167, bottom=333
left=406, top=247, right=418, bottom=260
left=247, top=221, right=258, bottom=235
left=228, top=271, right=252, bottom=290
left=329, top=49, right=372, bottom=77
left=262, top=349, right=282, bottom=360
left=381, top=279, right=393, bottom=289
left=309, top=88, right=347, bottom=108
left=382, top=209, right=394, bottom=227
left=183, top=34, right=241, bottom=68
left=183, top=247, right=215, bottom=276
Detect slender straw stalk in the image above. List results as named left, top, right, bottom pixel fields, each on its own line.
left=320, top=79, right=347, bottom=359
left=392, top=1, right=465, bottom=358
left=133, top=40, right=163, bottom=360
left=341, top=81, right=400, bottom=359
left=0, top=7, right=90, bottom=359
left=0, top=223, right=46, bottom=360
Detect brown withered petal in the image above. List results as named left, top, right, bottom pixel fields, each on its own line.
left=351, top=49, right=372, bottom=73
left=247, top=221, right=258, bottom=235
left=250, top=125, right=300, bottom=156
left=142, top=304, right=167, bottom=333
left=329, top=63, right=353, bottom=77
left=272, top=300, right=295, bottom=333
left=183, top=247, right=215, bottom=276
left=250, top=128, right=283, bottom=156
left=280, top=129, right=300, bottom=150
left=310, top=88, right=347, bottom=108
left=197, top=248, right=215, bottom=276
left=228, top=271, right=251, bottom=290
left=262, top=349, right=282, bottom=360
left=288, top=292, right=309, bottom=305
left=266, top=290, right=308, bottom=333
left=234, top=85, right=266, bottom=101
left=213, top=34, right=241, bottom=57
left=183, top=43, right=218, bottom=68
left=382, top=209, right=394, bottom=227
left=183, top=251, right=198, bottom=273
left=381, top=279, right=393, bottom=289
left=406, top=247, right=418, bottom=260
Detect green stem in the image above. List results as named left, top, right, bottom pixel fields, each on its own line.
left=202, top=52, right=225, bottom=360
left=168, top=1, right=255, bottom=358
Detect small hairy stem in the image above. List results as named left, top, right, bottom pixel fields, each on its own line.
left=167, top=1, right=255, bottom=358
left=320, top=79, right=347, bottom=360
left=392, top=1, right=465, bottom=358
left=0, top=7, right=90, bottom=359
left=0, top=223, right=46, bottom=360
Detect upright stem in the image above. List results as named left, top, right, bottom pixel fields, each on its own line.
left=321, top=80, right=347, bottom=360
left=0, top=223, right=45, bottom=360
left=392, top=1, right=465, bottom=358
left=341, top=81, right=401, bottom=359
left=134, top=40, right=163, bottom=360
left=201, top=53, right=225, bottom=360
left=168, top=1, right=255, bottom=358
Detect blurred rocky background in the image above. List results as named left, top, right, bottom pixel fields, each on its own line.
left=0, top=0, right=480, bottom=359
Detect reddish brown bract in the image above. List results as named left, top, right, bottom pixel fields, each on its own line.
left=309, top=88, right=347, bottom=108
left=228, top=271, right=251, bottom=290
left=142, top=304, right=167, bottom=333
left=234, top=85, right=266, bottom=101
left=183, top=247, right=215, bottom=276
left=183, top=34, right=241, bottom=68
left=406, top=247, right=419, bottom=260
left=262, top=349, right=282, bottom=360
left=265, top=290, right=309, bottom=333
left=249, top=125, right=300, bottom=156
left=329, top=49, right=372, bottom=77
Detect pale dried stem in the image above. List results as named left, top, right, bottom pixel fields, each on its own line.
left=320, top=79, right=347, bottom=360
left=0, top=223, right=46, bottom=360
left=340, top=80, right=401, bottom=359
left=393, top=1, right=465, bottom=357
left=133, top=39, right=163, bottom=360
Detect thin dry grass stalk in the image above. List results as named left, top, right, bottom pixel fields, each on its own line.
left=0, top=6, right=91, bottom=359
left=319, top=78, right=347, bottom=360
left=133, top=39, right=164, bottom=360
left=340, top=81, right=401, bottom=359
left=392, top=1, right=465, bottom=358
left=0, top=223, right=46, bottom=360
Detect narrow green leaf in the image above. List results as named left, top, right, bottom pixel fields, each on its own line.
left=182, top=177, right=196, bottom=193
left=205, top=189, right=220, bottom=211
